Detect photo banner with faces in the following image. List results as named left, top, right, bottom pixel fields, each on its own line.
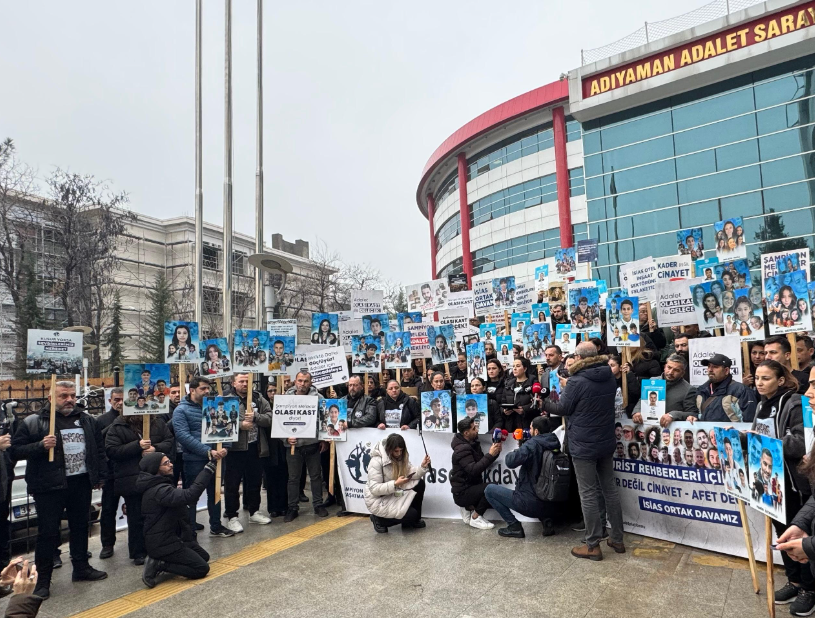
left=339, top=318, right=363, bottom=355
left=555, top=324, right=575, bottom=353
left=384, top=332, right=411, bottom=370
left=491, top=276, right=516, bottom=313
left=350, top=336, right=381, bottom=374
left=318, top=399, right=348, bottom=441
left=405, top=279, right=449, bottom=314
left=270, top=395, right=318, bottom=439
left=606, top=297, right=640, bottom=347
left=496, top=335, right=513, bottom=367
left=448, top=273, right=469, bottom=293
left=511, top=313, right=531, bottom=346
left=713, top=259, right=752, bottom=288
left=640, top=379, right=666, bottom=423
left=233, top=329, right=269, bottom=373
left=456, top=393, right=489, bottom=434
left=715, top=427, right=749, bottom=503
left=696, top=257, right=720, bottom=280
left=306, top=346, right=349, bottom=389
left=620, top=257, right=657, bottom=303
left=466, top=342, right=486, bottom=380
left=427, top=323, right=457, bottom=365
left=761, top=248, right=813, bottom=336
left=396, top=312, right=422, bottom=331
left=164, top=321, right=200, bottom=364
left=531, top=303, right=549, bottom=325
left=421, top=391, right=453, bottom=432
left=677, top=227, right=705, bottom=260
left=534, top=265, right=549, bottom=300
left=688, top=337, right=742, bottom=388
left=524, top=323, right=552, bottom=365
left=655, top=279, right=700, bottom=328
left=25, top=329, right=83, bottom=375
left=123, top=363, right=171, bottom=416
left=746, top=433, right=786, bottom=523
left=725, top=288, right=764, bottom=341
left=311, top=313, right=340, bottom=346
left=267, top=336, right=295, bottom=376
left=438, top=308, right=471, bottom=344
left=473, top=280, right=495, bottom=317
left=406, top=323, right=431, bottom=359
left=714, top=217, right=747, bottom=260
left=200, top=396, right=240, bottom=444
left=479, top=323, right=497, bottom=346
left=554, top=247, right=576, bottom=278
left=612, top=421, right=777, bottom=562
left=199, top=336, right=233, bottom=379
left=547, top=281, right=567, bottom=324
left=568, top=283, right=600, bottom=334
left=350, top=290, right=384, bottom=318
left=362, top=314, right=389, bottom=339
left=688, top=280, right=727, bottom=331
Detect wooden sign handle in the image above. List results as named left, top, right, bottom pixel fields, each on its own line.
left=215, top=442, right=222, bottom=505
left=328, top=441, right=336, bottom=495
left=215, top=378, right=223, bottom=396
left=621, top=348, right=629, bottom=409
left=503, top=310, right=510, bottom=336
left=178, top=364, right=186, bottom=391
left=788, top=333, right=799, bottom=371
left=737, top=499, right=760, bottom=594
left=48, top=374, right=57, bottom=463
left=742, top=342, right=751, bottom=380
left=142, top=414, right=150, bottom=440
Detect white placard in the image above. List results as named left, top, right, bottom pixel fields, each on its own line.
left=438, top=308, right=471, bottom=342
left=473, top=280, right=494, bottom=317
left=271, top=395, right=318, bottom=438
left=407, top=323, right=431, bottom=359
left=656, top=278, right=702, bottom=327
left=339, top=319, right=363, bottom=354
left=655, top=255, right=693, bottom=281
left=26, top=329, right=83, bottom=374
left=351, top=290, right=384, bottom=318
left=446, top=290, right=475, bottom=315
left=688, top=337, right=742, bottom=386
left=620, top=257, right=657, bottom=303
left=514, top=280, right=535, bottom=313
left=306, top=347, right=349, bottom=389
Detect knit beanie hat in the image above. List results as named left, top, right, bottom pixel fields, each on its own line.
left=139, top=452, right=165, bottom=475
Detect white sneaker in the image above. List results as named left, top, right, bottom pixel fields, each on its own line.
left=460, top=507, right=472, bottom=524
left=469, top=515, right=494, bottom=530
left=226, top=517, right=244, bottom=533
left=249, top=512, right=272, bottom=525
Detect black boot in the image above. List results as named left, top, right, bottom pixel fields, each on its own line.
left=142, top=557, right=164, bottom=589
left=541, top=518, right=555, bottom=537
left=370, top=514, right=388, bottom=534
left=498, top=521, right=525, bottom=538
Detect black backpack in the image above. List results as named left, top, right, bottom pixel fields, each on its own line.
left=534, top=446, right=571, bottom=502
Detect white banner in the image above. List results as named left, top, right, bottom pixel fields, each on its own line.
left=447, top=290, right=475, bottom=315
left=339, top=319, right=363, bottom=354
left=655, top=278, right=701, bottom=327
left=270, top=395, right=318, bottom=438
left=620, top=257, right=657, bottom=302
left=351, top=290, right=384, bottom=318
left=473, top=280, right=494, bottom=317
left=688, top=337, right=742, bottom=386
left=306, top=347, right=349, bottom=389
left=655, top=255, right=692, bottom=281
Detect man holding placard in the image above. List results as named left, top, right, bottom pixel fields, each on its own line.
left=631, top=355, right=696, bottom=427
left=10, top=381, right=108, bottom=600
left=690, top=354, right=756, bottom=423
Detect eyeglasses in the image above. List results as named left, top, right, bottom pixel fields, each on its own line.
left=159, top=461, right=173, bottom=468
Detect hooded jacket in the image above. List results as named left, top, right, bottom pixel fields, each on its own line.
left=105, top=416, right=175, bottom=497
left=449, top=433, right=497, bottom=496
left=506, top=432, right=562, bottom=516
left=10, top=404, right=107, bottom=493
left=342, top=392, right=378, bottom=428
left=541, top=355, right=617, bottom=460
left=376, top=391, right=420, bottom=429
left=696, top=374, right=756, bottom=423
left=363, top=438, right=428, bottom=519
left=283, top=385, right=324, bottom=448
left=136, top=462, right=214, bottom=558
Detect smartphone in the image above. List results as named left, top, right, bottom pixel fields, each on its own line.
left=14, top=562, right=22, bottom=572
left=500, top=403, right=517, bottom=409
left=406, top=472, right=416, bottom=479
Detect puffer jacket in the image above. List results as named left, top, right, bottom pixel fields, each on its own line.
left=171, top=395, right=213, bottom=462
left=449, top=433, right=497, bottom=496
left=791, top=495, right=815, bottom=561
left=696, top=374, right=757, bottom=423
left=282, top=385, right=324, bottom=448
left=500, top=373, right=539, bottom=429
left=376, top=391, right=420, bottom=429
left=105, top=416, right=175, bottom=497
left=541, top=355, right=617, bottom=460
left=221, top=386, right=273, bottom=456
left=506, top=432, right=563, bottom=516
left=363, top=438, right=428, bottom=519
left=137, top=463, right=213, bottom=558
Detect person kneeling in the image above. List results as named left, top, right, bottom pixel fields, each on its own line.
left=484, top=416, right=559, bottom=538
left=364, top=434, right=431, bottom=533
left=137, top=453, right=215, bottom=588
left=450, top=417, right=502, bottom=529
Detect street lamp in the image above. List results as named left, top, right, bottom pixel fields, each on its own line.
left=248, top=253, right=293, bottom=329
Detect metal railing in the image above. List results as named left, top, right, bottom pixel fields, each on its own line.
left=581, top=0, right=766, bottom=66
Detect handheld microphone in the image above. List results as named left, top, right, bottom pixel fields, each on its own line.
left=513, top=428, right=531, bottom=444
left=492, top=428, right=508, bottom=444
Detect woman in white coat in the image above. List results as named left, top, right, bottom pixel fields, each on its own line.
left=364, top=433, right=431, bottom=533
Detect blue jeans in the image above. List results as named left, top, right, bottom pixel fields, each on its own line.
left=484, top=484, right=517, bottom=525
left=184, top=459, right=221, bottom=531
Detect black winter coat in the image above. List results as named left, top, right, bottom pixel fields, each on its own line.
left=501, top=373, right=539, bottom=429
left=10, top=406, right=107, bottom=494
left=105, top=416, right=175, bottom=497
left=376, top=391, right=420, bottom=429
left=137, top=465, right=213, bottom=558
left=506, top=432, right=562, bottom=517
left=541, top=355, right=617, bottom=460
left=449, top=433, right=497, bottom=496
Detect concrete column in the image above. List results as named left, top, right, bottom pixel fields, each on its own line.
left=456, top=153, right=474, bottom=281
left=552, top=106, right=573, bottom=248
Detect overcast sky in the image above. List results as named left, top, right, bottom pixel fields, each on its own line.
left=0, top=0, right=709, bottom=286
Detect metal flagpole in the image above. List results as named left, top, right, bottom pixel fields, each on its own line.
left=223, top=0, right=233, bottom=342
left=254, top=0, right=265, bottom=329
left=194, top=0, right=204, bottom=326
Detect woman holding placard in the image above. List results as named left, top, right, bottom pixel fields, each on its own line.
left=500, top=357, right=538, bottom=429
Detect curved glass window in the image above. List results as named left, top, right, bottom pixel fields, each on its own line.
left=470, top=174, right=557, bottom=227
left=438, top=257, right=463, bottom=280
left=472, top=225, right=588, bottom=275
left=466, top=123, right=554, bottom=181
left=435, top=215, right=461, bottom=251
left=433, top=171, right=459, bottom=206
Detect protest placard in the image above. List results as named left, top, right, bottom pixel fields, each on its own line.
left=804, top=396, right=814, bottom=453
left=696, top=257, right=719, bottom=280
left=511, top=313, right=530, bottom=345
left=123, top=363, right=171, bottom=415
left=496, top=335, right=513, bottom=367
left=746, top=433, right=786, bottom=523
left=362, top=314, right=389, bottom=338
left=271, top=395, right=318, bottom=439
left=396, top=312, right=422, bottom=331
left=762, top=249, right=813, bottom=335
left=714, top=259, right=752, bottom=288
left=199, top=337, right=233, bottom=378
left=714, top=217, right=747, bottom=260
left=26, top=329, right=83, bottom=375
left=568, top=283, right=600, bottom=333
left=655, top=279, right=698, bottom=328
left=384, top=331, right=411, bottom=370
left=164, top=321, right=200, bottom=364
left=640, top=379, right=666, bottom=423
left=420, top=391, right=452, bottom=431
left=350, top=290, right=384, bottom=318
left=724, top=288, right=764, bottom=340
left=473, top=280, right=494, bottom=317
left=406, top=323, right=431, bottom=359
left=200, top=396, right=240, bottom=443
left=577, top=239, right=598, bottom=264
left=406, top=279, right=449, bottom=313
left=620, top=257, right=656, bottom=302
left=655, top=255, right=692, bottom=281
left=286, top=345, right=315, bottom=379
left=524, top=323, right=552, bottom=364
left=448, top=273, right=469, bottom=293
left=318, top=399, right=348, bottom=441
left=514, top=280, right=535, bottom=313
left=268, top=319, right=298, bottom=338
left=606, top=297, right=640, bottom=346
left=535, top=264, right=548, bottom=284
left=688, top=336, right=742, bottom=387
left=350, top=336, right=381, bottom=373
left=531, top=303, right=549, bottom=325
left=491, top=276, right=516, bottom=312
left=555, top=247, right=576, bottom=277
left=311, top=313, right=340, bottom=346
left=267, top=336, right=295, bottom=375
left=427, top=324, right=457, bottom=364
left=438, top=307, right=471, bottom=342
left=688, top=280, right=727, bottom=330
left=339, top=318, right=363, bottom=354
left=677, top=227, right=705, bottom=260
left=233, top=329, right=269, bottom=372
left=555, top=324, right=575, bottom=353
left=456, top=393, right=489, bottom=434
left=466, top=342, right=486, bottom=380
left=715, top=427, right=750, bottom=501
left=306, top=346, right=349, bottom=388
left=447, top=290, right=475, bottom=314
left=479, top=323, right=497, bottom=345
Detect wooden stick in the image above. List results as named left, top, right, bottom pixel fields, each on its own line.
left=504, top=310, right=510, bottom=337
left=788, top=333, right=799, bottom=371
left=621, top=348, right=629, bottom=409
left=48, top=374, right=57, bottom=463
left=215, top=442, right=222, bottom=504
left=215, top=378, right=223, bottom=396
left=179, top=363, right=186, bottom=391
left=736, top=500, right=760, bottom=594
left=396, top=368, right=401, bottom=383
left=680, top=325, right=685, bottom=333
left=365, top=374, right=369, bottom=396
left=247, top=372, right=253, bottom=401
left=276, top=375, right=283, bottom=395
left=328, top=441, right=336, bottom=495
left=766, top=515, right=775, bottom=617
left=742, top=342, right=751, bottom=380
left=142, top=414, right=150, bottom=440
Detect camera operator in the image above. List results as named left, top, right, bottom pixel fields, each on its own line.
left=484, top=416, right=559, bottom=538
left=450, top=417, right=501, bottom=530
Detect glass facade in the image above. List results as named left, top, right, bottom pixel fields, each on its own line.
left=434, top=214, right=461, bottom=251
left=438, top=257, right=463, bottom=279
left=569, top=167, right=585, bottom=197
left=583, top=54, right=815, bottom=289
left=433, top=171, right=459, bottom=206
left=466, top=123, right=554, bottom=181
left=472, top=224, right=588, bottom=275
left=470, top=173, right=558, bottom=227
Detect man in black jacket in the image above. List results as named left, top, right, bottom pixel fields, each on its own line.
left=484, top=416, right=560, bottom=538
left=343, top=376, right=378, bottom=428
left=399, top=368, right=422, bottom=390
left=95, top=387, right=122, bottom=560
left=10, top=381, right=108, bottom=600
left=450, top=417, right=502, bottom=530
left=137, top=452, right=215, bottom=588
left=541, top=343, right=624, bottom=561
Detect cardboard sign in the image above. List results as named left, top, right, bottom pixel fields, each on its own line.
left=620, top=257, right=657, bottom=303
left=26, top=329, right=83, bottom=375
left=271, top=395, right=318, bottom=439
left=655, top=278, right=701, bottom=328
left=688, top=337, right=742, bottom=387
left=655, top=255, right=692, bottom=281
left=350, top=290, right=384, bottom=318
left=306, top=346, right=349, bottom=389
